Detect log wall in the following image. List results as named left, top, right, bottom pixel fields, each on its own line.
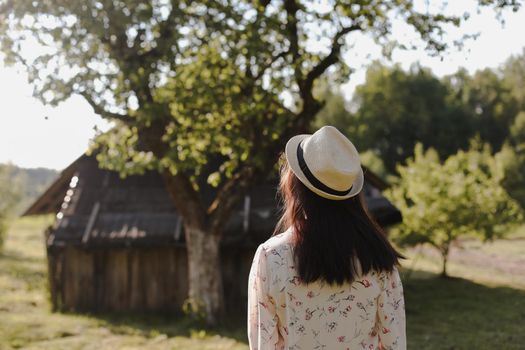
left=47, top=245, right=256, bottom=314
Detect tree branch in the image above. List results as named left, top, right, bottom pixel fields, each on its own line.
left=208, top=165, right=256, bottom=235
left=162, top=170, right=208, bottom=230
left=284, top=0, right=300, bottom=62
left=300, top=24, right=361, bottom=98
left=253, top=51, right=288, bottom=82
left=80, top=92, right=134, bottom=123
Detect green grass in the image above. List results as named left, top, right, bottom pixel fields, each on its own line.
left=0, top=216, right=247, bottom=350
left=1, top=217, right=524, bottom=349
left=404, top=275, right=525, bottom=349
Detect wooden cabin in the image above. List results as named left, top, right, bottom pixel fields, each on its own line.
left=24, top=154, right=401, bottom=314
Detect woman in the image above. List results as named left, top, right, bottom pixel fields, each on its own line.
left=248, top=126, right=406, bottom=350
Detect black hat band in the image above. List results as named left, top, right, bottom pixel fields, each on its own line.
left=296, top=140, right=353, bottom=196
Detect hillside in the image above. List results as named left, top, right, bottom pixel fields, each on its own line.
left=0, top=164, right=59, bottom=215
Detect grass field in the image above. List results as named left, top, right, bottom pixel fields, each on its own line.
left=1, top=217, right=524, bottom=350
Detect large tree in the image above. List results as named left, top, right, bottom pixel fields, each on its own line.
left=314, top=63, right=476, bottom=172
left=352, top=63, right=476, bottom=171
left=501, top=48, right=525, bottom=111
left=495, top=50, right=525, bottom=209
left=497, top=111, right=525, bottom=209
left=315, top=57, right=525, bottom=173
left=0, top=0, right=521, bottom=323
left=447, top=67, right=520, bottom=152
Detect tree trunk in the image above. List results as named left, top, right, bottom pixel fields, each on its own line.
left=440, top=244, right=450, bottom=278
left=441, top=253, right=448, bottom=277
left=184, top=225, right=224, bottom=325
left=160, top=171, right=225, bottom=324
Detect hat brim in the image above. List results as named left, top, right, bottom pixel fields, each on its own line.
left=285, top=134, right=364, bottom=201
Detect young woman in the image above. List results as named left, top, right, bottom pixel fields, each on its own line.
left=248, top=126, right=406, bottom=350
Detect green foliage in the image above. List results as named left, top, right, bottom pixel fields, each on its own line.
left=311, top=85, right=392, bottom=179
left=359, top=150, right=390, bottom=181
left=315, top=49, right=525, bottom=173
left=311, top=85, right=351, bottom=132
left=501, top=48, right=525, bottom=111
left=0, top=0, right=519, bottom=188
left=509, top=110, right=525, bottom=145
left=497, top=112, right=525, bottom=209
left=353, top=63, right=476, bottom=171
left=182, top=298, right=207, bottom=325
left=314, top=62, right=477, bottom=172
left=386, top=142, right=523, bottom=275
left=447, top=68, right=520, bottom=151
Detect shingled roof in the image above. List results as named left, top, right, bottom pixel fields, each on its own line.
left=27, top=154, right=401, bottom=249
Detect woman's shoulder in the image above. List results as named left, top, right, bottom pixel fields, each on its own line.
left=259, top=227, right=294, bottom=254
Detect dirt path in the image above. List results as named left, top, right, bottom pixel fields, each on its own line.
left=449, top=244, right=525, bottom=280
left=407, top=236, right=525, bottom=286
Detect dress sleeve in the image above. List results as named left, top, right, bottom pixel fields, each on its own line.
left=247, top=244, right=281, bottom=350
left=376, top=267, right=406, bottom=350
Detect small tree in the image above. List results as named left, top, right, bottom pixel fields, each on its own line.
left=387, top=143, right=522, bottom=277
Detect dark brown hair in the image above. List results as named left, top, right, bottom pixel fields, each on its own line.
left=274, top=155, right=404, bottom=285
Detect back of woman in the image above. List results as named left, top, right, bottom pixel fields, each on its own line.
left=248, top=126, right=406, bottom=350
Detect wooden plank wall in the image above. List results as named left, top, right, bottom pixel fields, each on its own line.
left=47, top=245, right=257, bottom=314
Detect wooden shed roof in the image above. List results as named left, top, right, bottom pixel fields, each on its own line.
left=26, top=154, right=401, bottom=248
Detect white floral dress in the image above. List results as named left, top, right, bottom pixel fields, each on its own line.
left=248, top=228, right=406, bottom=350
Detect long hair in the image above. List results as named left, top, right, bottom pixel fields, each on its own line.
left=274, top=155, right=404, bottom=285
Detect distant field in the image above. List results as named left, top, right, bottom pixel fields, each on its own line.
left=1, top=217, right=524, bottom=350
left=401, top=224, right=525, bottom=289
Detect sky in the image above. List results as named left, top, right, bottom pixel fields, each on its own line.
left=1, top=1, right=525, bottom=170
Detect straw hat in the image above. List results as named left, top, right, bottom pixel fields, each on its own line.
left=285, top=125, right=364, bottom=200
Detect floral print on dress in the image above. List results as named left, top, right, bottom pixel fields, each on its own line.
left=248, top=228, right=406, bottom=350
